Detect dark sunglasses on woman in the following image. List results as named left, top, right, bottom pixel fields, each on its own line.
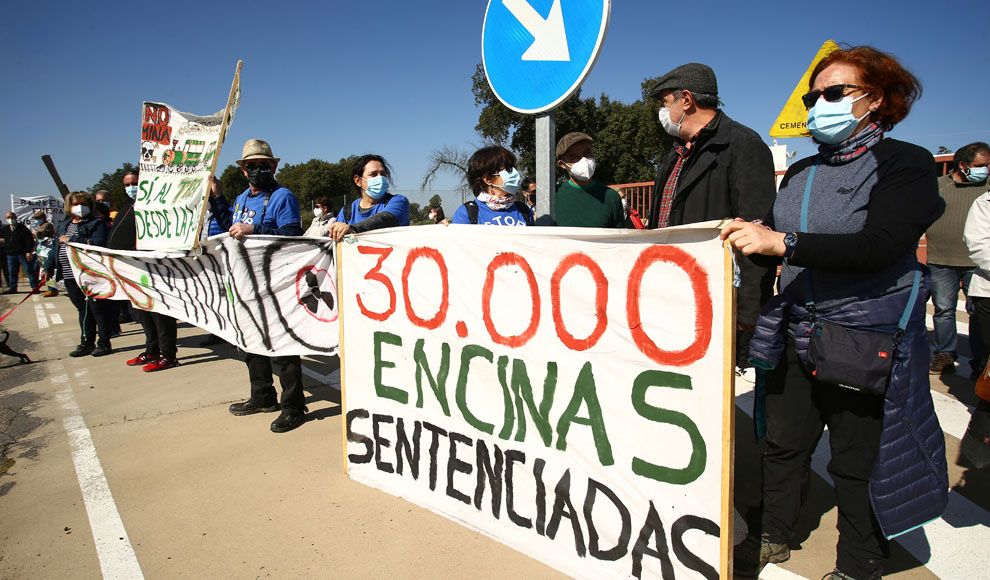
left=801, top=84, right=867, bottom=109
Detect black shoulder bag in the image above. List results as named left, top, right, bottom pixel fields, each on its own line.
left=798, top=164, right=922, bottom=396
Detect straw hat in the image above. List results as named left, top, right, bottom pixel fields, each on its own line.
left=237, top=139, right=280, bottom=165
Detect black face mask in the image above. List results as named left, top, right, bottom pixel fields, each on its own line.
left=246, top=164, right=276, bottom=191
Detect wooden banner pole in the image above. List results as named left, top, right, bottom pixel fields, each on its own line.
left=40, top=154, right=71, bottom=198
left=337, top=241, right=349, bottom=475
left=192, top=60, right=243, bottom=249
left=720, top=236, right=737, bottom=579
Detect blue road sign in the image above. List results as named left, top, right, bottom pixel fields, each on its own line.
left=483, top=0, right=611, bottom=115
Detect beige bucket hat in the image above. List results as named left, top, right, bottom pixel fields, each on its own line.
left=237, top=139, right=280, bottom=165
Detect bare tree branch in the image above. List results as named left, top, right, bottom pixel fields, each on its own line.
left=421, top=145, right=471, bottom=191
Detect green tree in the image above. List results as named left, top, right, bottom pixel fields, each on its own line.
left=937, top=145, right=952, bottom=155
left=218, top=164, right=248, bottom=199
left=89, top=162, right=138, bottom=209
left=428, top=194, right=443, bottom=209
left=276, top=157, right=356, bottom=212
left=471, top=64, right=670, bottom=185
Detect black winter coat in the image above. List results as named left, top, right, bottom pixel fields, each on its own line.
left=48, top=216, right=108, bottom=281
left=107, top=196, right=137, bottom=251
left=650, top=111, right=777, bottom=325
left=2, top=222, right=35, bottom=255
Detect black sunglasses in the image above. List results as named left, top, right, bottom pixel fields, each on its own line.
left=243, top=162, right=272, bottom=170
left=801, top=84, right=867, bottom=109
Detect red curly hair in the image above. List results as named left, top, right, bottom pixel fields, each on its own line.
left=810, top=46, right=922, bottom=131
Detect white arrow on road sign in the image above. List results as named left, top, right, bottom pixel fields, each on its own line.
left=501, top=0, right=570, bottom=61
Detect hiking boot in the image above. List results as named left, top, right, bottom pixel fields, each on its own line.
left=930, top=352, right=955, bottom=375
left=734, top=533, right=790, bottom=576
left=91, top=344, right=114, bottom=357
left=69, top=344, right=94, bottom=357
left=143, top=356, right=180, bottom=372
left=270, top=408, right=307, bottom=433
left=127, top=352, right=157, bottom=367
left=42, top=289, right=59, bottom=298
left=229, top=398, right=279, bottom=416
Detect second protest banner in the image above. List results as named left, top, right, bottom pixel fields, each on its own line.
left=340, top=223, right=735, bottom=579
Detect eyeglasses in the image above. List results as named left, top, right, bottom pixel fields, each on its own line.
left=243, top=162, right=271, bottom=170
left=801, top=84, right=867, bottom=109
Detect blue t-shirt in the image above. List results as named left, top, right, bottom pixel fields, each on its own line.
left=451, top=201, right=533, bottom=226
left=232, top=186, right=302, bottom=236
left=337, top=194, right=411, bottom=226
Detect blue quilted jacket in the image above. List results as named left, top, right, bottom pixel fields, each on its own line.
left=748, top=277, right=949, bottom=539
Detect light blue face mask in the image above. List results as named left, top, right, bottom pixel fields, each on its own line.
left=365, top=175, right=390, bottom=200
left=807, top=93, right=871, bottom=145
left=496, top=168, right=522, bottom=195
left=965, top=166, right=989, bottom=183
left=124, top=185, right=139, bottom=199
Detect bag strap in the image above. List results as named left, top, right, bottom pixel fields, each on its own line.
left=465, top=200, right=479, bottom=224
left=800, top=163, right=818, bottom=318
left=894, top=269, right=923, bottom=343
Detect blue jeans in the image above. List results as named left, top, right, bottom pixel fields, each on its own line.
left=928, top=263, right=981, bottom=361
left=6, top=254, right=38, bottom=291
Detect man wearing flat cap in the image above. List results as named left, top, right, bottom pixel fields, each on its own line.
left=648, top=62, right=776, bottom=363
left=554, top=132, right=627, bottom=228
left=209, top=139, right=308, bottom=433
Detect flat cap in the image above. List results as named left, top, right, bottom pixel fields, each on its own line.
left=647, top=63, right=718, bottom=98
left=555, top=132, right=593, bottom=158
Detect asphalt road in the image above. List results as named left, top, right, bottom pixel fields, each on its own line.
left=0, top=291, right=987, bottom=579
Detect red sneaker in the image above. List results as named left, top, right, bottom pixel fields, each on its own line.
left=142, top=356, right=180, bottom=372
left=127, top=353, right=156, bottom=367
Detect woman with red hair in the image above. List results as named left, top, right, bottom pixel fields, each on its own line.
left=723, top=46, right=948, bottom=579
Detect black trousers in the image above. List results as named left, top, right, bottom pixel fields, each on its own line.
left=245, top=353, right=304, bottom=412
left=971, top=297, right=990, bottom=373
left=64, top=278, right=112, bottom=347
left=135, top=310, right=178, bottom=358
left=761, top=342, right=888, bottom=578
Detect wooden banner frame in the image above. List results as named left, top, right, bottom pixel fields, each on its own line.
left=192, top=60, right=242, bottom=249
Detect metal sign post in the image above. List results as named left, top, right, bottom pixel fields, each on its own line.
left=482, top=0, right=611, bottom=222
left=535, top=112, right=555, bottom=219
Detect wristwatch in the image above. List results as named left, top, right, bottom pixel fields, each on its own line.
left=782, top=232, right=798, bottom=258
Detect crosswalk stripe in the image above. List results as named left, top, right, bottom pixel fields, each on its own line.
left=733, top=381, right=990, bottom=579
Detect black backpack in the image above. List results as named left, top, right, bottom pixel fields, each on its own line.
left=464, top=200, right=534, bottom=226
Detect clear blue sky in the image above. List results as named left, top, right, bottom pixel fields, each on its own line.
left=3, top=0, right=988, bottom=214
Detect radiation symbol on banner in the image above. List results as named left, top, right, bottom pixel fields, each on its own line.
left=295, top=266, right=337, bottom=323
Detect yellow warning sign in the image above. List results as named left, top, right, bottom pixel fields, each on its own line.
left=769, top=40, right=840, bottom=138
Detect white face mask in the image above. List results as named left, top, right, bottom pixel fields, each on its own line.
left=567, top=157, right=597, bottom=181
left=71, top=205, right=90, bottom=218
left=658, top=106, right=686, bottom=138
left=313, top=207, right=324, bottom=218
left=621, top=198, right=628, bottom=211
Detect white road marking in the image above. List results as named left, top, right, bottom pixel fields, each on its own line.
left=34, top=304, right=49, bottom=329
left=734, top=383, right=990, bottom=579
left=301, top=364, right=340, bottom=390
left=49, top=313, right=63, bottom=325
left=52, top=372, right=144, bottom=579
left=31, top=295, right=39, bottom=302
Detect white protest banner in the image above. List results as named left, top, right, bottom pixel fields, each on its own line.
left=340, top=223, right=735, bottom=579
left=10, top=194, right=64, bottom=223
left=137, top=63, right=239, bottom=251
left=67, top=235, right=338, bottom=356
